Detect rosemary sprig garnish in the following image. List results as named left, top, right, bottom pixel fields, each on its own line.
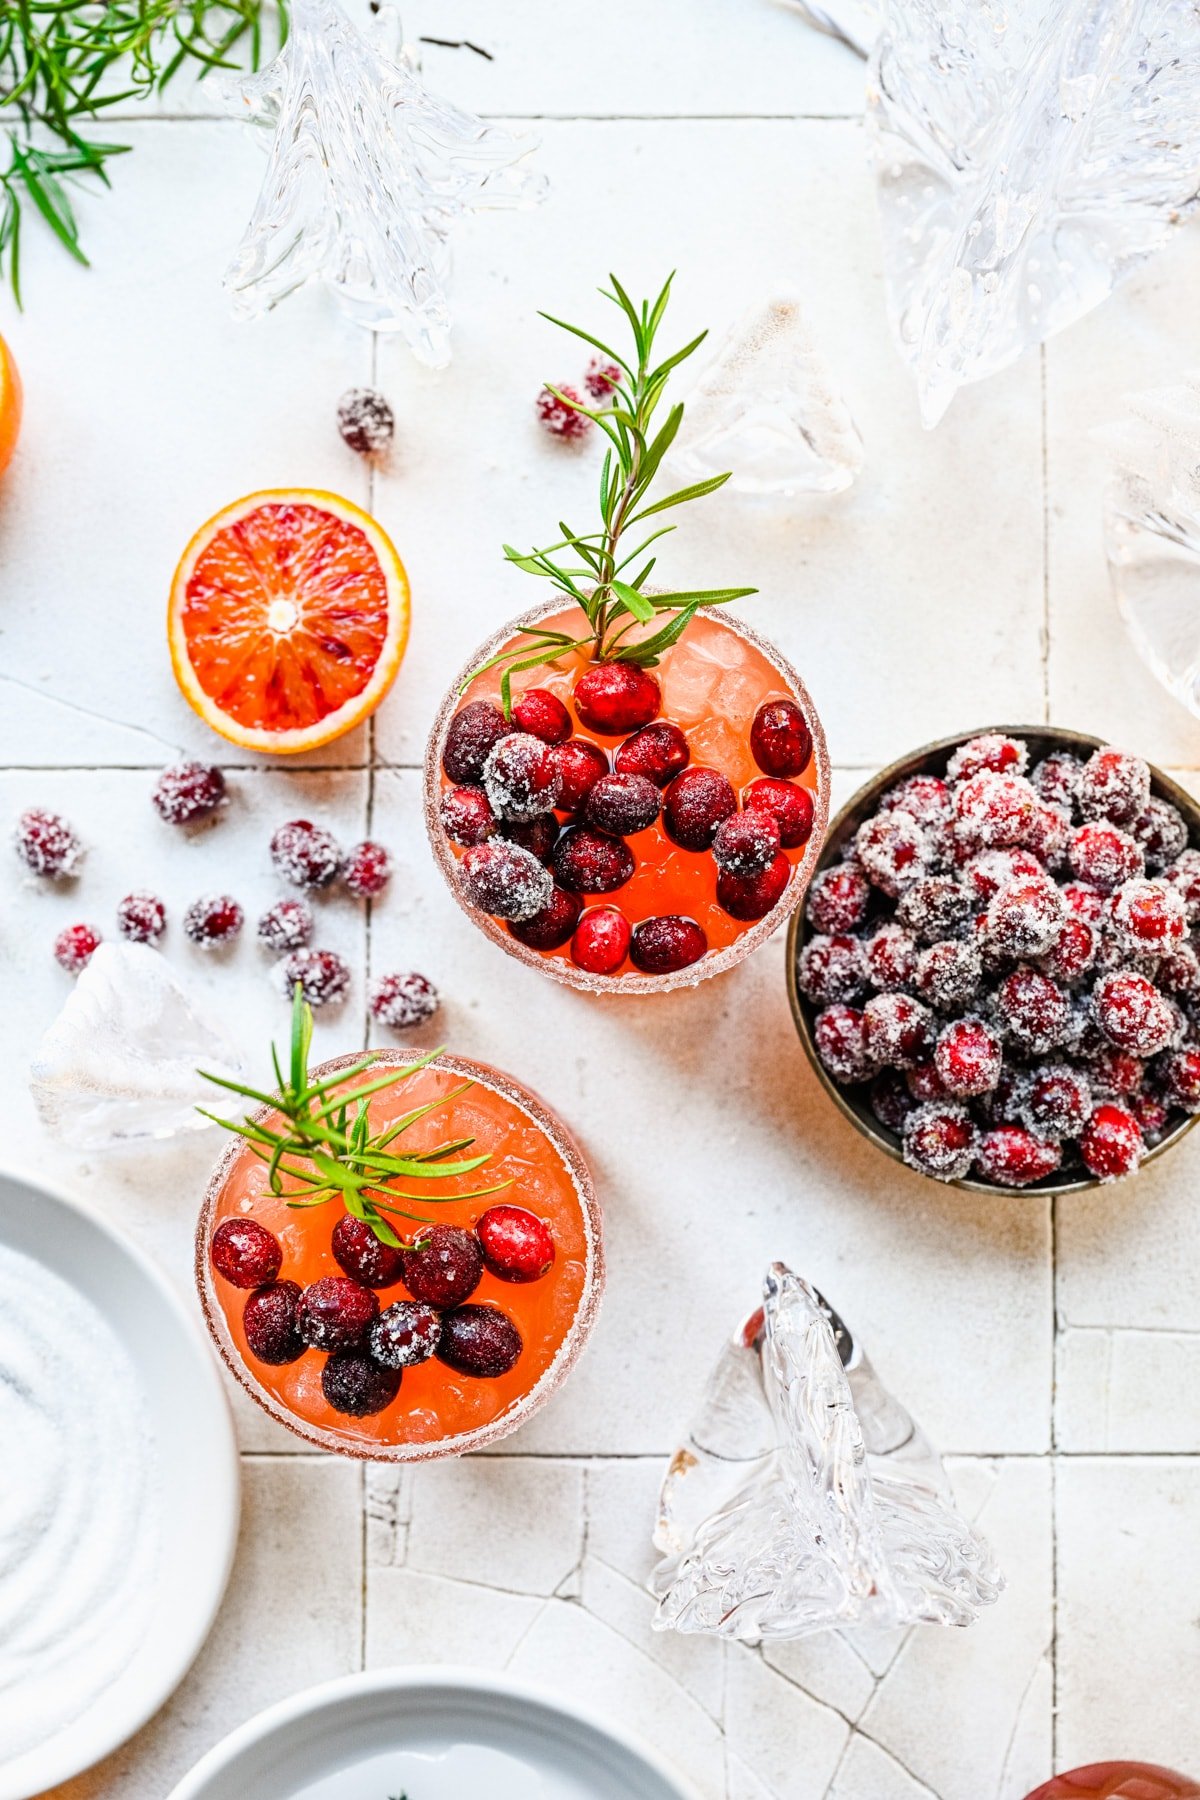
left=0, top=0, right=284, bottom=302
left=199, top=986, right=510, bottom=1250
left=473, top=272, right=758, bottom=714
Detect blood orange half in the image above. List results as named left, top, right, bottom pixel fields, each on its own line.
left=168, top=489, right=410, bottom=754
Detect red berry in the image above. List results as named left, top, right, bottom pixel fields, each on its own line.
left=863, top=992, right=934, bottom=1067
left=896, top=876, right=971, bottom=943
left=483, top=733, right=562, bottom=822
left=954, top=772, right=1040, bottom=850
left=1068, top=823, right=1144, bottom=892
left=257, top=897, right=313, bottom=953
left=342, top=840, right=392, bottom=898
left=1155, top=942, right=1200, bottom=995
left=914, top=939, right=983, bottom=1012
left=1158, top=1047, right=1200, bottom=1112
left=630, top=914, right=708, bottom=974
left=512, top=687, right=572, bottom=743
left=1025, top=804, right=1070, bottom=868
left=370, top=970, right=439, bottom=1028
left=551, top=738, right=610, bottom=809
left=1078, top=746, right=1150, bottom=826
left=53, top=923, right=101, bottom=973
left=443, top=701, right=509, bottom=784
left=1163, top=848, right=1200, bottom=919
left=984, top=874, right=1065, bottom=958
left=583, top=772, right=661, bottom=836
left=870, top=1068, right=916, bottom=1132
left=1040, top=914, right=1097, bottom=984
left=211, top=1217, right=282, bottom=1288
left=321, top=1351, right=401, bottom=1416
left=1087, top=1045, right=1145, bottom=1098
left=813, top=1005, right=877, bottom=1084
left=946, top=733, right=1028, bottom=782
left=863, top=922, right=918, bottom=991
left=994, top=965, right=1070, bottom=1053
left=806, top=863, right=871, bottom=934
left=1061, top=880, right=1106, bottom=922
left=1092, top=968, right=1178, bottom=1056
left=1024, top=1064, right=1092, bottom=1139
left=975, top=1126, right=1061, bottom=1187
left=278, top=947, right=350, bottom=1008
left=742, top=776, right=814, bottom=849
left=982, top=1063, right=1032, bottom=1126
left=934, top=1017, right=1002, bottom=1097
left=460, top=840, right=553, bottom=920
left=331, top=1214, right=404, bottom=1287
left=882, top=773, right=951, bottom=825
left=798, top=934, right=867, bottom=1005
left=664, top=767, right=737, bottom=851
left=750, top=698, right=812, bottom=778
left=402, top=1225, right=483, bottom=1308
left=712, top=809, right=781, bottom=877
left=961, top=848, right=1043, bottom=905
left=717, top=851, right=790, bottom=920
left=270, top=820, right=343, bottom=889
left=553, top=827, right=634, bottom=895
left=184, top=893, right=243, bottom=949
left=1109, top=877, right=1187, bottom=949
left=1131, top=1091, right=1172, bottom=1141
left=477, top=1205, right=555, bottom=1282
left=337, top=387, right=394, bottom=455
left=508, top=884, right=583, bottom=950
left=15, top=807, right=82, bottom=878
left=1030, top=752, right=1082, bottom=812
left=243, top=1280, right=304, bottom=1364
left=855, top=809, right=928, bottom=896
left=1080, top=1103, right=1144, bottom=1180
left=116, top=891, right=166, bottom=944
left=1131, top=797, right=1189, bottom=871
left=370, top=1300, right=443, bottom=1368
left=296, top=1276, right=379, bottom=1351
left=615, top=722, right=690, bottom=788
left=536, top=383, right=590, bottom=439
left=573, top=663, right=661, bottom=735
left=152, top=761, right=228, bottom=827
left=440, top=785, right=497, bottom=847
left=571, top=907, right=631, bottom=975
left=907, top=1059, right=947, bottom=1103
left=902, top=1103, right=977, bottom=1180
left=500, top=815, right=560, bottom=863
left=584, top=357, right=622, bottom=400
left=438, top=1305, right=523, bottom=1377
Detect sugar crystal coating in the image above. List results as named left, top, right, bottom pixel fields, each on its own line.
left=798, top=933, right=868, bottom=1005
left=864, top=921, right=919, bottom=991
left=806, top=863, right=871, bottom=934
left=15, top=807, right=83, bottom=878
left=1078, top=746, right=1151, bottom=826
left=184, top=893, right=243, bottom=948
left=855, top=808, right=928, bottom=896
left=270, top=819, right=343, bottom=889
left=370, top=970, right=439, bottom=1028
left=151, top=761, right=227, bottom=826
left=278, top=947, right=351, bottom=1007
left=460, top=840, right=554, bottom=921
left=483, top=733, right=562, bottom=823
left=946, top=733, right=1027, bottom=782
left=337, top=386, right=395, bottom=455
left=117, top=891, right=166, bottom=944
left=257, top=897, right=313, bottom=953
left=902, top=1102, right=977, bottom=1181
left=443, top=701, right=509, bottom=784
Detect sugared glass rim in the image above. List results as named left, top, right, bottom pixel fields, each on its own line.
left=195, top=1050, right=604, bottom=1462
left=423, top=598, right=832, bottom=995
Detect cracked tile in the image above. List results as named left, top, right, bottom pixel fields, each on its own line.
left=828, top=1735, right=938, bottom=1800
left=364, top=1465, right=414, bottom=1566
left=724, top=1652, right=849, bottom=1800
left=365, top=1566, right=543, bottom=1668
left=581, top=1556, right=725, bottom=1721
left=763, top=1635, right=877, bottom=1726
left=403, top=1456, right=585, bottom=1596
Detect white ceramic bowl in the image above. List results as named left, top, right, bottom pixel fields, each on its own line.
left=166, top=1666, right=701, bottom=1800
left=0, top=1168, right=240, bottom=1800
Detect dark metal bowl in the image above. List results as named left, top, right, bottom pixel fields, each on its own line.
left=786, top=724, right=1200, bottom=1197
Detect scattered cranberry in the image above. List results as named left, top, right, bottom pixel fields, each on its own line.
left=995, top=965, right=1070, bottom=1053
left=270, top=819, right=343, bottom=889
left=1078, top=746, right=1150, bottom=826
left=870, top=1068, right=915, bottom=1132
left=1030, top=752, right=1081, bottom=812
left=437, top=1304, right=523, bottom=1377
left=584, top=356, right=622, bottom=400
left=615, top=722, right=690, bottom=788
left=508, top=884, right=583, bottom=950
left=663, top=767, right=737, bottom=852
left=712, top=809, right=781, bottom=878
left=571, top=907, right=631, bottom=975
left=806, top=863, right=871, bottom=934
left=914, top=939, right=983, bottom=1012
left=902, top=1103, right=977, bottom=1181
left=513, top=687, right=572, bottom=744
left=742, top=777, right=814, bottom=849
left=583, top=772, right=661, bottom=836
left=717, top=851, right=790, bottom=921
left=484, top=733, right=562, bottom=822
left=883, top=773, right=951, bottom=824
left=946, top=733, right=1027, bottom=782
left=342, top=840, right=392, bottom=899
left=402, top=1225, right=483, bottom=1308
left=279, top=947, right=350, bottom=1007
left=460, top=840, right=554, bottom=920
left=243, top=1280, right=304, bottom=1364
left=370, top=1300, right=443, bottom=1368
left=151, top=761, right=227, bottom=827
left=1092, top=968, right=1178, bottom=1057
left=984, top=874, right=1065, bottom=958
left=477, top=1205, right=555, bottom=1282
left=321, top=1350, right=401, bottom=1416
left=257, top=897, right=313, bottom=953
left=117, top=891, right=166, bottom=944
left=1068, top=822, right=1144, bottom=892
left=211, top=1217, right=282, bottom=1289
left=332, top=1214, right=405, bottom=1287
left=863, top=922, right=918, bottom=992
left=799, top=934, right=867, bottom=1005
left=1024, top=1064, right=1092, bottom=1139
left=553, top=827, right=634, bottom=895
left=185, top=894, right=244, bottom=948
left=1109, top=877, right=1187, bottom=949
left=934, top=1017, right=1002, bottom=1097
left=750, top=698, right=812, bottom=778
left=443, top=701, right=509, bottom=784
left=954, top=771, right=1040, bottom=850
left=336, top=386, right=395, bottom=455
left=813, top=1005, right=877, bottom=1084
left=1041, top=914, right=1097, bottom=984
left=630, top=914, right=708, bottom=974
left=573, top=662, right=660, bottom=735
left=1080, top=1103, right=1144, bottom=1180
left=975, top=1126, right=1061, bottom=1187
left=1158, top=1047, right=1200, bottom=1112
left=501, top=815, right=559, bottom=863
left=296, top=1276, right=379, bottom=1352
left=855, top=809, right=928, bottom=896
left=15, top=807, right=82, bottom=878
left=440, top=785, right=497, bottom=847
left=863, top=992, right=934, bottom=1068
left=536, top=382, right=590, bottom=439
left=896, top=876, right=971, bottom=944
left=551, top=738, right=610, bottom=809
left=1131, top=797, right=1189, bottom=871
left=370, top=970, right=440, bottom=1029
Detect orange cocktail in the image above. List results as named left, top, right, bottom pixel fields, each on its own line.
left=197, top=1052, right=602, bottom=1459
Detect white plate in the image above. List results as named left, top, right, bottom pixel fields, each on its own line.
left=0, top=1168, right=240, bottom=1800
left=166, top=1666, right=702, bottom=1800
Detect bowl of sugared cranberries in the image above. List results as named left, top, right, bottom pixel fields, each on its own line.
left=425, top=597, right=829, bottom=993
left=787, top=726, right=1200, bottom=1194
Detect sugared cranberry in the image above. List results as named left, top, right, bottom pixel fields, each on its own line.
left=443, top=701, right=509, bottom=784
left=1041, top=914, right=1097, bottom=984
left=257, top=897, right=313, bottom=953
left=983, top=1062, right=1031, bottom=1126
left=896, top=876, right=970, bottom=944
left=1087, top=1045, right=1145, bottom=1098
left=438, top=1304, right=524, bottom=1377
left=863, top=992, right=934, bottom=1068
left=1109, top=877, right=1187, bottom=949
left=863, top=922, right=918, bottom=992
left=855, top=809, right=928, bottom=896
left=947, top=734, right=1027, bottom=782
left=1131, top=797, right=1189, bottom=871
left=1163, top=848, right=1200, bottom=919
left=1080, top=1103, right=1144, bottom=1180
left=117, top=891, right=166, bottom=944
left=278, top=947, right=350, bottom=1007
left=500, top=815, right=560, bottom=863
left=270, top=820, right=343, bottom=889
left=907, top=1059, right=948, bottom=1103
left=994, top=965, right=1070, bottom=1053
left=553, top=827, right=634, bottom=895
left=984, top=874, right=1064, bottom=958
left=664, top=767, right=737, bottom=852
left=1030, top=751, right=1081, bottom=813
left=508, top=884, right=583, bottom=951
left=342, top=840, right=392, bottom=899
left=370, top=970, right=440, bottom=1029
left=460, top=840, right=554, bottom=920
left=717, top=851, right=790, bottom=921
left=536, top=382, right=590, bottom=439
left=571, top=907, right=631, bottom=975
left=813, top=1005, right=877, bottom=1084
left=1061, top=880, right=1106, bottom=922
left=184, top=894, right=244, bottom=948
left=870, top=1068, right=916, bottom=1132
left=483, top=733, right=562, bottom=822
left=1156, top=942, right=1200, bottom=995
left=1025, top=804, right=1070, bottom=868
left=551, top=738, right=609, bottom=809
left=806, top=863, right=871, bottom=934
left=954, top=771, right=1040, bottom=850
left=512, top=687, right=572, bottom=744
left=1092, top=968, right=1178, bottom=1056
left=332, top=1214, right=404, bottom=1287
left=402, top=1225, right=483, bottom=1308
left=573, top=663, right=661, bottom=735
left=296, top=1276, right=379, bottom=1352
left=370, top=1300, right=443, bottom=1368
left=961, top=848, right=1043, bottom=905
left=742, top=777, right=813, bottom=849
left=975, top=1126, right=1061, bottom=1187
left=321, top=1351, right=402, bottom=1417
left=1024, top=1064, right=1092, bottom=1139
left=211, top=1217, right=282, bottom=1289
left=151, top=761, right=227, bottom=827
left=440, top=784, right=497, bottom=847
left=15, top=807, right=82, bottom=877
left=914, top=939, right=983, bottom=1012
left=798, top=934, right=867, bottom=1005
left=630, top=914, right=708, bottom=974
left=750, top=698, right=812, bottom=778
left=712, top=809, right=781, bottom=878
left=337, top=386, right=395, bottom=455
left=902, top=1103, right=977, bottom=1181
left=243, top=1280, right=304, bottom=1364
left=583, top=772, right=661, bottom=836
left=1068, top=822, right=1144, bottom=892
left=1078, top=746, right=1150, bottom=826
left=477, top=1205, right=555, bottom=1282
left=615, top=722, right=690, bottom=788
left=934, top=1017, right=1002, bottom=1097
left=1158, top=1047, right=1200, bottom=1112
left=584, top=356, right=622, bottom=400
left=883, top=773, right=951, bottom=824
left=1131, top=1090, right=1172, bottom=1141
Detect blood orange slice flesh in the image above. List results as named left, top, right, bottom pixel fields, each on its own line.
left=168, top=489, right=410, bottom=754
